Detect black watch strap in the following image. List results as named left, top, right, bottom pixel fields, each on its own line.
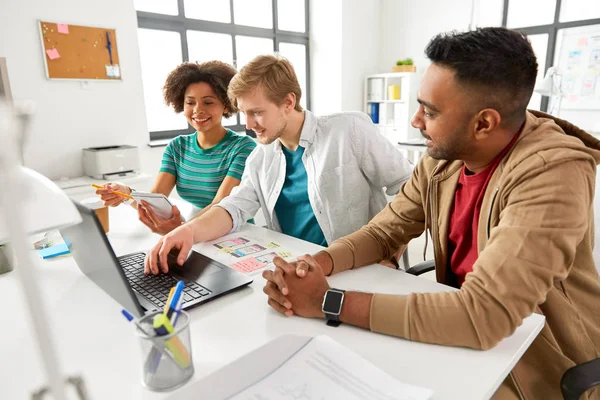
left=323, top=289, right=345, bottom=327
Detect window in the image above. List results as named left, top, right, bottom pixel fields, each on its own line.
left=136, top=0, right=310, bottom=142
left=502, top=0, right=600, bottom=122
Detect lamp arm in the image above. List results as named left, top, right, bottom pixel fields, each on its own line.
left=0, top=107, right=67, bottom=399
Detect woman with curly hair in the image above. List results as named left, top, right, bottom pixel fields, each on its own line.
left=96, top=61, right=256, bottom=234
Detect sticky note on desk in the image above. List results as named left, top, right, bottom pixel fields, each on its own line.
left=231, top=258, right=265, bottom=274
left=276, top=250, right=293, bottom=258
left=217, top=247, right=234, bottom=254
left=46, top=48, right=60, bottom=60
left=37, top=244, right=70, bottom=259
left=57, top=24, right=69, bottom=34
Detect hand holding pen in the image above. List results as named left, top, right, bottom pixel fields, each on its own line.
left=93, top=183, right=133, bottom=207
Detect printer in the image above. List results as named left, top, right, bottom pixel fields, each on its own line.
left=83, top=145, right=141, bottom=180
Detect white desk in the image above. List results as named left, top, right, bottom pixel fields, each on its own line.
left=0, top=204, right=545, bottom=400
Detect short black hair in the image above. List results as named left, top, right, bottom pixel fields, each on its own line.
left=163, top=61, right=237, bottom=118
left=425, top=27, right=538, bottom=127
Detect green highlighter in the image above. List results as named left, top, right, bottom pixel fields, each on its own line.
left=153, top=313, right=191, bottom=368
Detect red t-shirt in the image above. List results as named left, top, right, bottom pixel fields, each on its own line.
left=448, top=134, right=520, bottom=286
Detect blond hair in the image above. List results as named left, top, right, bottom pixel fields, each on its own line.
left=228, top=54, right=303, bottom=112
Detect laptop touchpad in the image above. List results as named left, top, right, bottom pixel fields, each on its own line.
left=168, top=249, right=223, bottom=281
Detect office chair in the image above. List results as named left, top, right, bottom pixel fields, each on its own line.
left=560, top=169, right=600, bottom=399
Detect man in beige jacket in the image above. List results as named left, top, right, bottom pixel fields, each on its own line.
left=263, top=27, right=600, bottom=399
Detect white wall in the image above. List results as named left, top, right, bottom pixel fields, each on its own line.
left=377, top=0, right=600, bottom=134
left=1, top=0, right=383, bottom=181
left=378, top=0, right=474, bottom=129
left=309, top=0, right=343, bottom=115
left=310, top=0, right=381, bottom=115
left=341, top=0, right=381, bottom=112
left=0, top=0, right=162, bottom=180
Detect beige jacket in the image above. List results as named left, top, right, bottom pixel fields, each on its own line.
left=325, top=111, right=600, bottom=399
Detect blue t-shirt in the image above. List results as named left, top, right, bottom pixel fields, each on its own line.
left=274, top=146, right=327, bottom=246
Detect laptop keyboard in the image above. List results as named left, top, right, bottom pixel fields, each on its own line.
left=119, top=252, right=212, bottom=309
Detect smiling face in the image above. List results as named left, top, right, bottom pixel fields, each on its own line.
left=411, top=63, right=477, bottom=161
left=183, top=82, right=227, bottom=134
left=236, top=85, right=290, bottom=145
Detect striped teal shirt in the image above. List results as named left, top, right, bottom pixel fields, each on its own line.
left=160, top=130, right=256, bottom=209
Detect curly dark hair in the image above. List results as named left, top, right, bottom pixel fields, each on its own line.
left=163, top=61, right=237, bottom=118
left=425, top=27, right=538, bottom=128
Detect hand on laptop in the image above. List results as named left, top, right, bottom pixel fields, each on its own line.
left=138, top=200, right=183, bottom=235
left=145, top=224, right=194, bottom=275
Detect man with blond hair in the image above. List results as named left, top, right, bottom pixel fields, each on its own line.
left=144, top=54, right=413, bottom=274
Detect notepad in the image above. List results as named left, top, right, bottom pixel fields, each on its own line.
left=131, top=192, right=177, bottom=220
left=37, top=243, right=70, bottom=259
left=168, top=335, right=433, bottom=400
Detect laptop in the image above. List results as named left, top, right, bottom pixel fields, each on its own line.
left=61, top=202, right=253, bottom=317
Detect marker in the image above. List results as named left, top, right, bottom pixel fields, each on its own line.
left=153, top=313, right=191, bottom=368
left=121, top=309, right=186, bottom=376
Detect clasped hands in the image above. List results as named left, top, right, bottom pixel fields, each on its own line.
left=262, top=254, right=331, bottom=319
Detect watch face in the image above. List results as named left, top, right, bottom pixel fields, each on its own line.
left=322, top=290, right=344, bottom=314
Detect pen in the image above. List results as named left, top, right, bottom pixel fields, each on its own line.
left=91, top=184, right=134, bottom=200
left=170, top=293, right=184, bottom=327
left=164, top=287, right=175, bottom=314
left=121, top=309, right=164, bottom=377
left=121, top=309, right=188, bottom=377
left=167, top=281, right=185, bottom=320
left=106, top=31, right=113, bottom=65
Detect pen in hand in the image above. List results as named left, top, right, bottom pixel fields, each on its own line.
left=92, top=184, right=134, bottom=200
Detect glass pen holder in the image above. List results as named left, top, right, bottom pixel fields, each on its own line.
left=136, top=310, right=194, bottom=391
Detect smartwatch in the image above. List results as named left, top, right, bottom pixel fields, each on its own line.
left=322, top=289, right=345, bottom=327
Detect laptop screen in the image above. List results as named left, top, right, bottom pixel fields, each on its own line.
left=60, top=202, right=145, bottom=317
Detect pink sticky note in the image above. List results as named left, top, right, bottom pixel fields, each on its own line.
left=57, top=24, right=69, bottom=34
left=46, top=48, right=60, bottom=60
left=577, top=37, right=588, bottom=46
left=231, top=257, right=266, bottom=274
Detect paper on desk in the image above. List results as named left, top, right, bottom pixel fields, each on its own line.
left=168, top=335, right=432, bottom=400
left=231, top=335, right=433, bottom=400
left=204, top=233, right=296, bottom=272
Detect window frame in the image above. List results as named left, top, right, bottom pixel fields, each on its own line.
left=502, top=0, right=600, bottom=112
left=137, top=0, right=311, bottom=142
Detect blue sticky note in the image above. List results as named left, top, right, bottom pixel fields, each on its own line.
left=37, top=244, right=70, bottom=259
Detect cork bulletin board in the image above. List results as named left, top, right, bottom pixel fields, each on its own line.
left=39, top=21, right=122, bottom=80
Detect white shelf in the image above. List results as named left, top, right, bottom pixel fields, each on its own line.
left=365, top=72, right=418, bottom=144
left=367, top=100, right=406, bottom=103
left=375, top=124, right=405, bottom=128
left=367, top=72, right=415, bottom=78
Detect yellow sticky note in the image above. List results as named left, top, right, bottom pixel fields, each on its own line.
left=276, top=251, right=292, bottom=258
left=217, top=247, right=234, bottom=254
left=266, top=241, right=281, bottom=249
